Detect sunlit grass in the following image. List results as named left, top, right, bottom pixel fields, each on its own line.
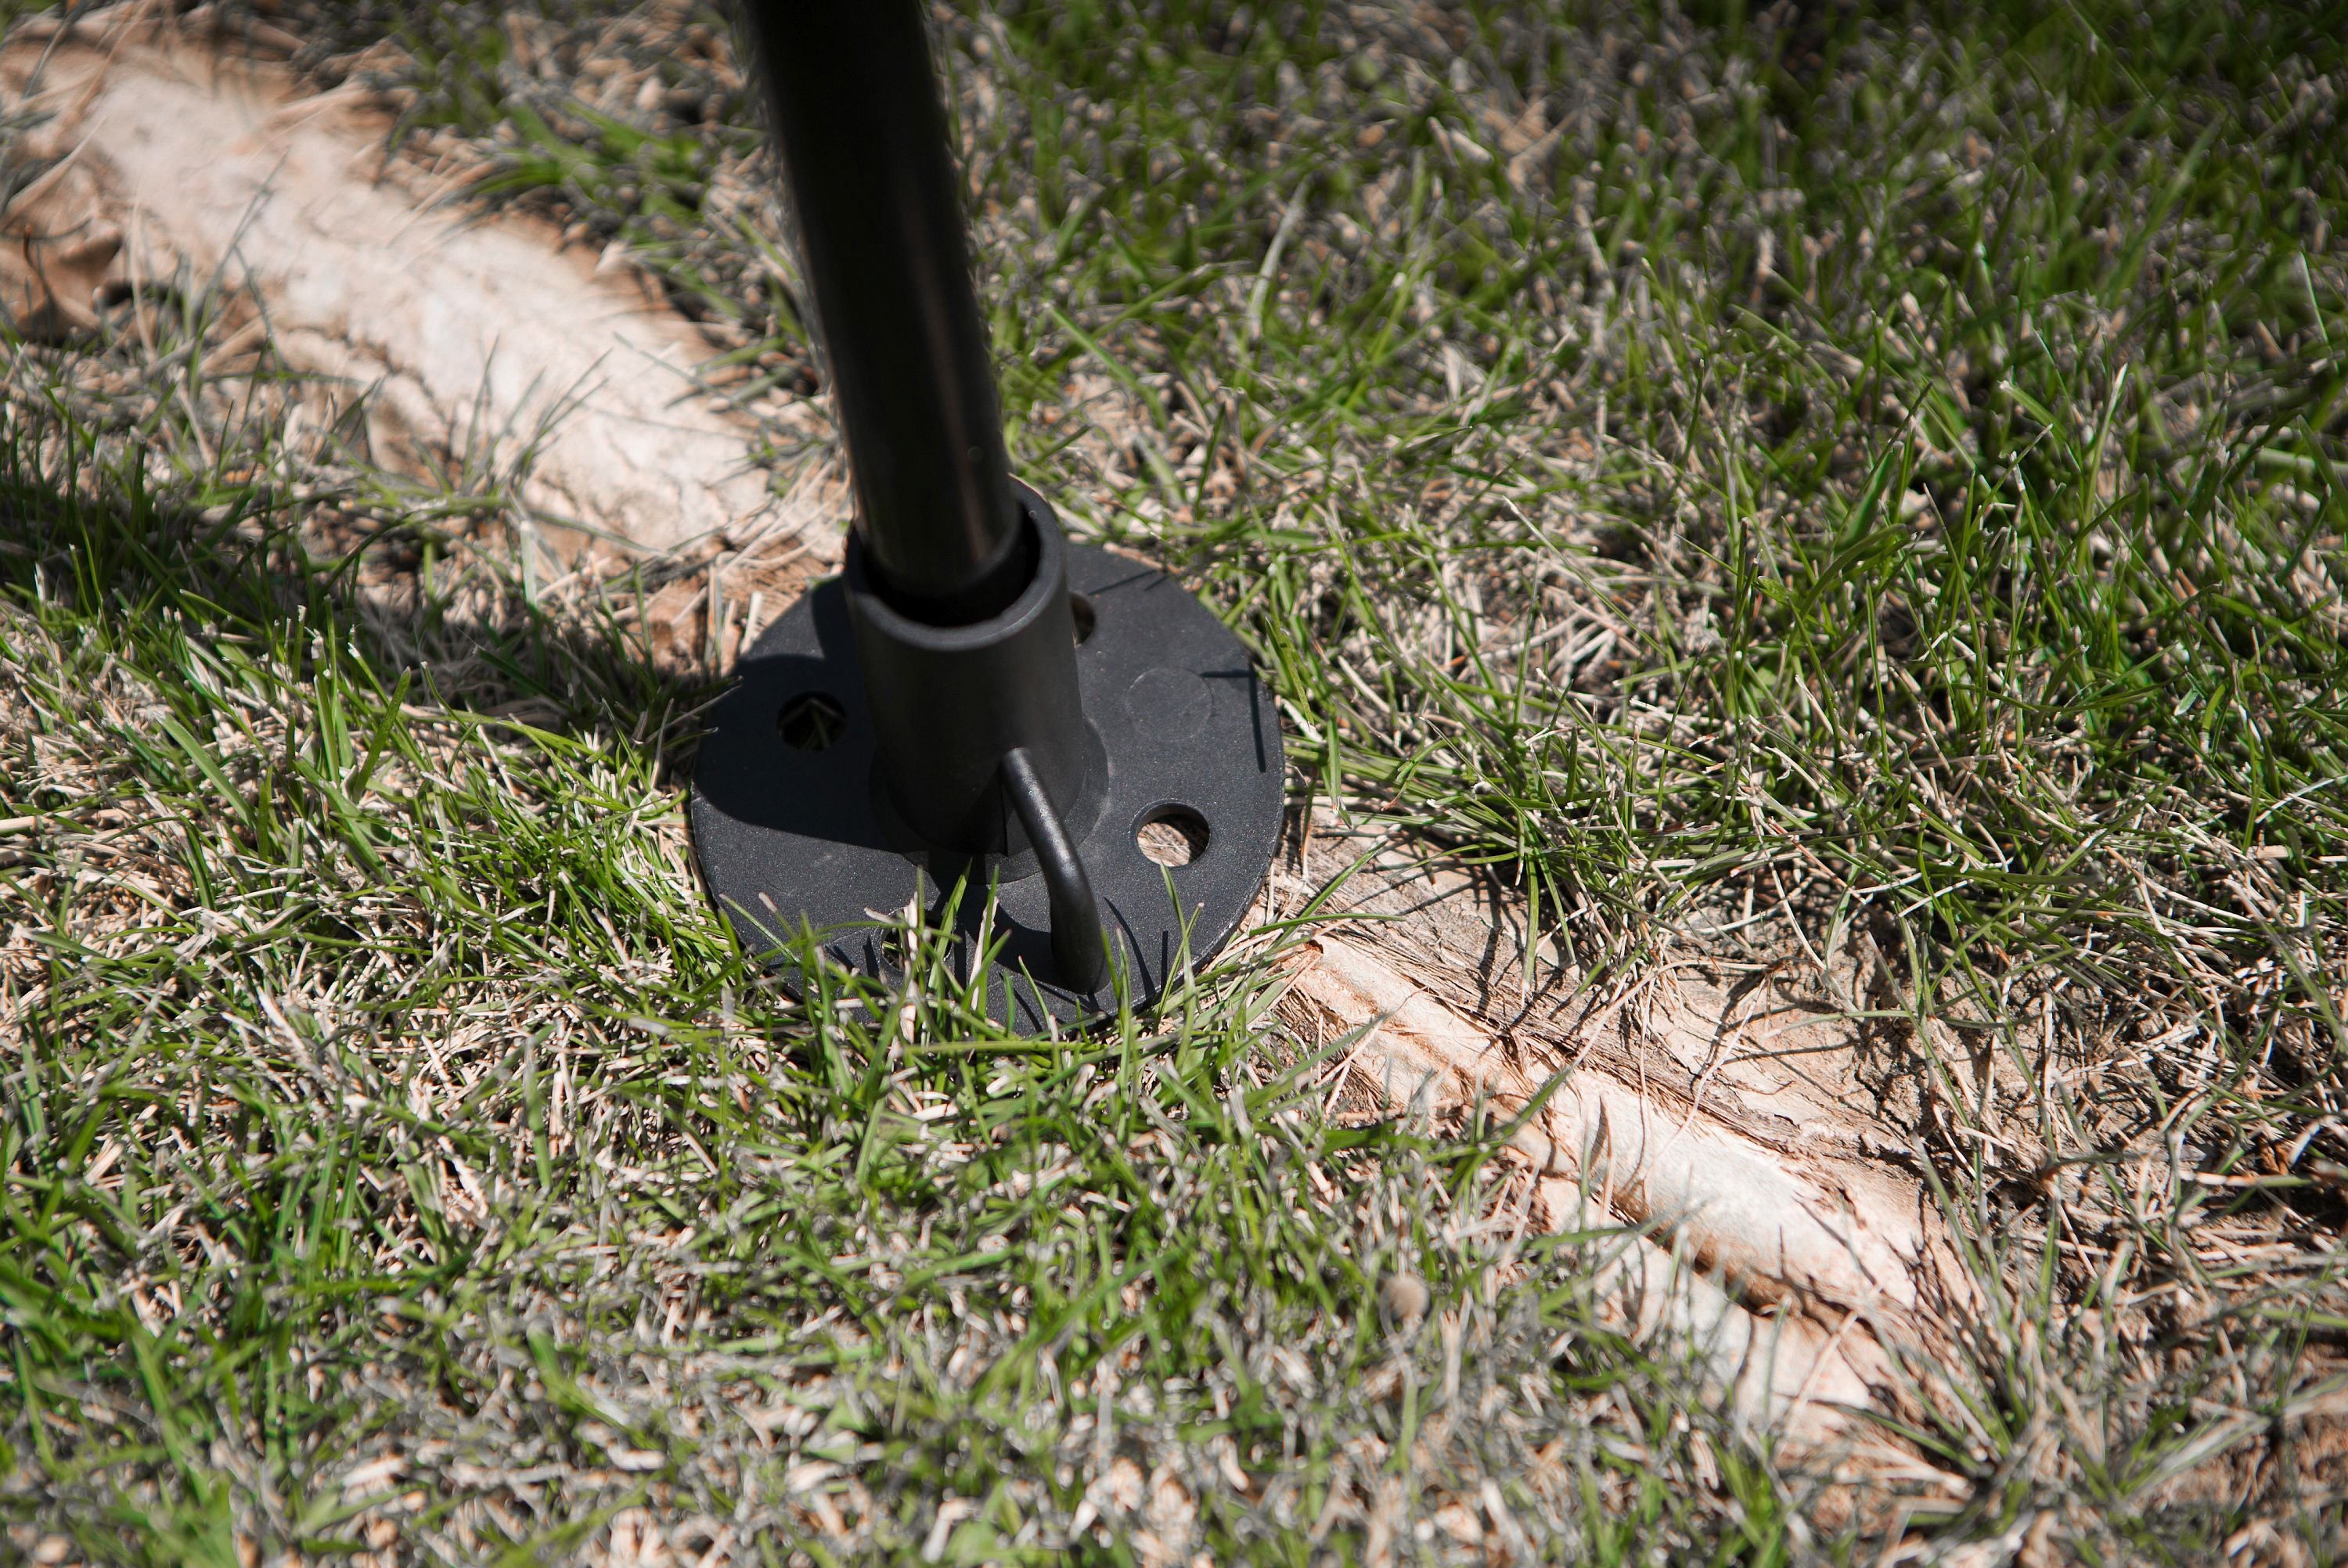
left=2, top=0, right=2344, bottom=1561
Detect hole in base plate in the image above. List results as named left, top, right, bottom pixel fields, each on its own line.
left=1136, top=804, right=1209, bottom=867
left=1069, top=592, right=1097, bottom=644
left=778, top=692, right=847, bottom=751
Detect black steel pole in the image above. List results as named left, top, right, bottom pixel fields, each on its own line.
left=739, top=0, right=1027, bottom=623
left=693, top=0, right=1285, bottom=1023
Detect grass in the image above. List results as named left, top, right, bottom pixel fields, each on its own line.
left=3, top=0, right=2346, bottom=1562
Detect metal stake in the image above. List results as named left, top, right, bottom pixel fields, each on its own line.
left=692, top=0, right=1284, bottom=1024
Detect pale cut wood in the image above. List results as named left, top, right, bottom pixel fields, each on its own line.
left=1277, top=934, right=1978, bottom=1472
left=1, top=14, right=837, bottom=560
left=1284, top=935, right=1932, bottom=1312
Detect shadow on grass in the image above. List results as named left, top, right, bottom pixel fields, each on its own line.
left=0, top=456, right=720, bottom=782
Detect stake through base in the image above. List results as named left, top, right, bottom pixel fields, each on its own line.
left=691, top=543, right=1286, bottom=1027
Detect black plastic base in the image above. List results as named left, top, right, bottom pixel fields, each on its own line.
left=690, top=545, right=1285, bottom=1026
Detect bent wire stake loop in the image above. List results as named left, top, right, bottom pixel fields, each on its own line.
left=999, top=746, right=1107, bottom=994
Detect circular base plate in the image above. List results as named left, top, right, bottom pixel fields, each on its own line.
left=690, top=545, right=1285, bottom=1026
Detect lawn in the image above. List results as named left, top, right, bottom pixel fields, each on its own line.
left=2, top=0, right=2345, bottom=1562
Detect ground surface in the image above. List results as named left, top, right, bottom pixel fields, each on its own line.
left=2, top=0, right=2346, bottom=1563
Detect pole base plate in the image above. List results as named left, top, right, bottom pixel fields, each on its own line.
left=690, top=544, right=1285, bottom=1026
